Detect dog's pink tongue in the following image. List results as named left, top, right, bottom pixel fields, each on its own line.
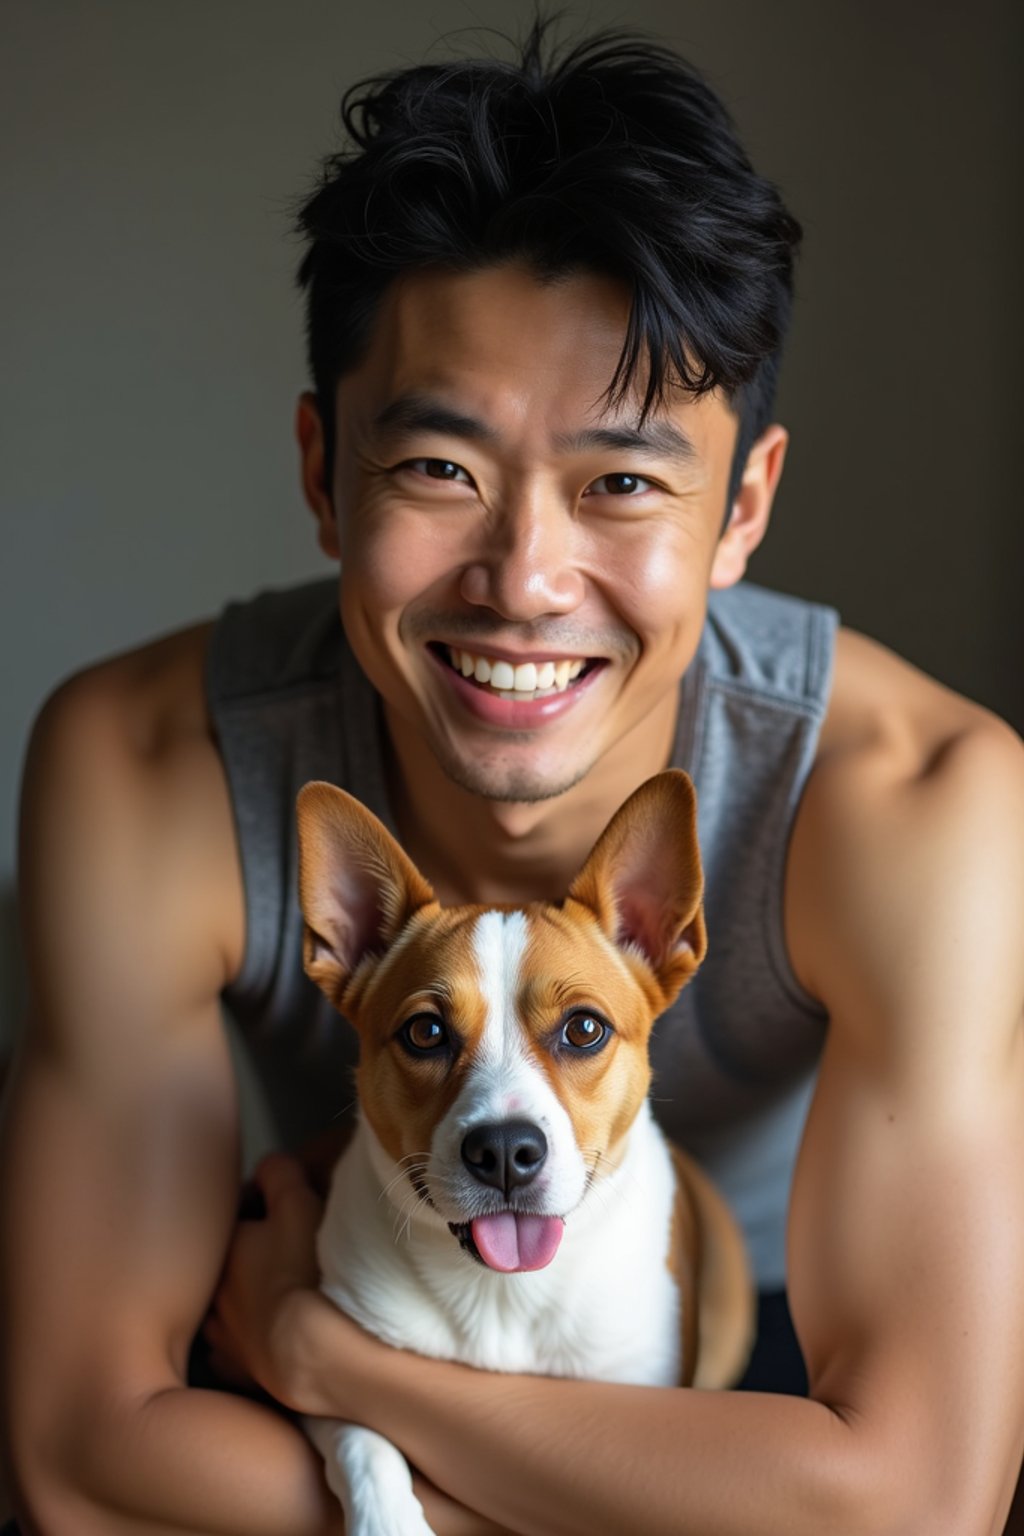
left=471, top=1213, right=565, bottom=1273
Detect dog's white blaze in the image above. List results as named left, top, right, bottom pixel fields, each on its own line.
left=429, top=910, right=588, bottom=1215
left=473, top=909, right=527, bottom=1070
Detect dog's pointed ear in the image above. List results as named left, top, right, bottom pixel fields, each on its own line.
left=567, top=770, right=707, bottom=1005
left=296, top=782, right=437, bottom=1010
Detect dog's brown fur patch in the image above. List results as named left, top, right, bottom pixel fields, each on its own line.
left=348, top=908, right=490, bottom=1166
left=513, top=905, right=655, bottom=1174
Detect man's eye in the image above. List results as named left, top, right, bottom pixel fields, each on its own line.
left=586, top=473, right=653, bottom=497
left=402, top=458, right=473, bottom=484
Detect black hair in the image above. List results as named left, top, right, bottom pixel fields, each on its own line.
left=295, top=20, right=802, bottom=512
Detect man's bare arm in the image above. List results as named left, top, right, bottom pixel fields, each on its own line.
left=0, top=650, right=350, bottom=1536
left=227, top=706, right=1024, bottom=1536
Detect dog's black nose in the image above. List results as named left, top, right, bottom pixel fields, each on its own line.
left=461, top=1119, right=548, bottom=1195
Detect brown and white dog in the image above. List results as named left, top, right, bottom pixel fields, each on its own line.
left=296, top=769, right=753, bottom=1536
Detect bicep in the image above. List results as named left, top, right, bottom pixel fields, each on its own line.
left=789, top=1022, right=1024, bottom=1530
left=790, top=1014, right=1024, bottom=1413
left=2, top=1006, right=240, bottom=1394
left=786, top=722, right=1024, bottom=1527
left=2, top=671, right=243, bottom=1439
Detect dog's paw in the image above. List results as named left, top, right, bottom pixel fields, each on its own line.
left=306, top=1419, right=437, bottom=1536
left=350, top=1505, right=435, bottom=1536
left=346, top=1479, right=435, bottom=1536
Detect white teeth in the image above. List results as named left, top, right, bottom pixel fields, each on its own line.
left=447, top=646, right=589, bottom=698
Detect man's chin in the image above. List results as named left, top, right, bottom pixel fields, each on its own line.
left=435, top=749, right=593, bottom=806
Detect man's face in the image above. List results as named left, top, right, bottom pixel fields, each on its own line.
left=323, top=264, right=752, bottom=804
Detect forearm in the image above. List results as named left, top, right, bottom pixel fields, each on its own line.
left=363, top=1367, right=876, bottom=1536
left=17, top=1378, right=513, bottom=1536
left=17, top=1384, right=340, bottom=1536
left=292, top=1297, right=894, bottom=1536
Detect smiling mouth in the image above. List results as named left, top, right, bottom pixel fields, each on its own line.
left=432, top=644, right=600, bottom=702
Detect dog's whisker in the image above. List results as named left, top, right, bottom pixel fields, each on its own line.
left=587, top=1173, right=617, bottom=1213
left=578, top=1147, right=638, bottom=1214
left=389, top=1153, right=433, bottom=1173
left=392, top=1182, right=433, bottom=1246
left=378, top=1161, right=430, bottom=1205
left=378, top=1172, right=413, bottom=1203
left=389, top=1184, right=419, bottom=1238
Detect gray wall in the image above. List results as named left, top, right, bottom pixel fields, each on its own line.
left=2, top=0, right=1021, bottom=1046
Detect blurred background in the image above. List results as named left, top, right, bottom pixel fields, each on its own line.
left=1, top=0, right=1022, bottom=1052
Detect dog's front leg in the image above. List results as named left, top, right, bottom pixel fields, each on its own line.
left=304, top=1416, right=436, bottom=1536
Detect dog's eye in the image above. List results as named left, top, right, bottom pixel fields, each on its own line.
left=402, top=1014, right=449, bottom=1053
left=562, top=1013, right=608, bottom=1051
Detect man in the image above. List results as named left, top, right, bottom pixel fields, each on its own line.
left=3, top=23, right=1023, bottom=1536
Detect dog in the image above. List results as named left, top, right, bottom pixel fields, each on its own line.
left=295, top=768, right=753, bottom=1536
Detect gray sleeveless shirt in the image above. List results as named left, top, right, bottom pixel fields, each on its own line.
left=206, top=577, right=837, bottom=1289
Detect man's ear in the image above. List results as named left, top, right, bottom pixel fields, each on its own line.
left=567, top=770, right=707, bottom=1009
left=296, top=782, right=438, bottom=1011
left=710, top=423, right=788, bottom=590
left=296, top=391, right=340, bottom=561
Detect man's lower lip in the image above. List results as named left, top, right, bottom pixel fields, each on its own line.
left=430, top=650, right=603, bottom=728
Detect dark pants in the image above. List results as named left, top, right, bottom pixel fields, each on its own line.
left=0, top=1291, right=809, bottom=1534
left=737, top=1288, right=809, bottom=1396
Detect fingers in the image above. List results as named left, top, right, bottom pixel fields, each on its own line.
left=199, top=1315, right=260, bottom=1393
left=252, top=1152, right=325, bottom=1231
left=253, top=1152, right=309, bottom=1202
left=253, top=1150, right=302, bottom=1186
left=236, top=1154, right=307, bottom=1220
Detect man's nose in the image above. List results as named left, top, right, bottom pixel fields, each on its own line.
left=458, top=495, right=585, bottom=620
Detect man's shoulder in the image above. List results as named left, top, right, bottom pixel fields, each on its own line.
left=819, top=625, right=1020, bottom=780
left=23, top=619, right=245, bottom=995
left=787, top=625, right=1024, bottom=1017
left=36, top=619, right=214, bottom=755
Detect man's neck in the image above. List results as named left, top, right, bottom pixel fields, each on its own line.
left=382, top=692, right=681, bottom=907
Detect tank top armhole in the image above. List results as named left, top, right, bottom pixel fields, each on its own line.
left=762, top=602, right=836, bottom=1022
left=204, top=628, right=274, bottom=1015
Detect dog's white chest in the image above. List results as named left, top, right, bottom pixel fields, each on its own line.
left=317, top=1112, right=682, bottom=1386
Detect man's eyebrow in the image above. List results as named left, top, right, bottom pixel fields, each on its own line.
left=371, top=395, right=499, bottom=445
left=370, top=394, right=699, bottom=465
left=554, top=422, right=700, bottom=465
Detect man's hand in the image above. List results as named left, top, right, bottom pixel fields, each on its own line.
left=207, top=1156, right=518, bottom=1535
left=205, top=1153, right=333, bottom=1403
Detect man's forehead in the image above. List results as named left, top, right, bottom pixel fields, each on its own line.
left=382, top=262, right=631, bottom=346
left=340, top=264, right=735, bottom=454
left=354, top=265, right=627, bottom=402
